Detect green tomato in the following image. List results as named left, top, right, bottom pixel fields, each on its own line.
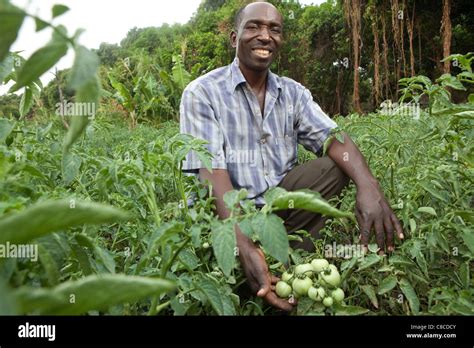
left=292, top=276, right=313, bottom=297
left=202, top=242, right=210, bottom=249
left=311, top=258, right=329, bottom=273
left=275, top=281, right=292, bottom=298
left=294, top=263, right=313, bottom=277
left=331, top=288, right=345, bottom=302
left=319, top=264, right=341, bottom=287
left=308, top=286, right=326, bottom=301
left=281, top=271, right=293, bottom=282
left=323, top=296, right=334, bottom=307
left=307, top=286, right=318, bottom=301
left=316, top=287, right=326, bottom=299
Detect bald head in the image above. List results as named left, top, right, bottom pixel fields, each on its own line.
left=234, top=1, right=282, bottom=31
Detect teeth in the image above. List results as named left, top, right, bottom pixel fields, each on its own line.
left=254, top=49, right=270, bottom=58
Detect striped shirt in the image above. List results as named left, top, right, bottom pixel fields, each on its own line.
left=180, top=57, right=337, bottom=205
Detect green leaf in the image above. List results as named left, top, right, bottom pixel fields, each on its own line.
left=399, top=278, right=420, bottom=315
left=34, top=17, right=48, bottom=32
left=210, top=221, right=236, bottom=277
left=377, top=275, right=398, bottom=295
left=0, top=281, right=18, bottom=315
left=70, top=240, right=93, bottom=275
left=468, top=94, right=474, bottom=104
left=171, top=54, right=191, bottom=91
left=61, top=152, right=82, bottom=185
left=0, top=4, right=25, bottom=62
left=52, top=4, right=70, bottom=18
left=75, top=234, right=116, bottom=274
left=271, top=189, right=354, bottom=219
left=361, top=284, right=379, bottom=308
left=68, top=45, right=99, bottom=91
left=223, top=189, right=247, bottom=211
left=63, top=79, right=99, bottom=151
left=0, top=53, right=14, bottom=82
left=0, top=117, right=14, bottom=143
left=417, top=206, right=437, bottom=216
left=37, top=244, right=60, bottom=286
left=12, top=43, right=68, bottom=91
left=0, top=199, right=130, bottom=244
left=297, top=296, right=314, bottom=315
left=254, top=214, right=289, bottom=264
left=409, top=218, right=416, bottom=234
left=388, top=255, right=415, bottom=267
left=108, top=74, right=133, bottom=110
left=63, top=46, right=100, bottom=152
left=333, top=303, right=370, bottom=315
left=461, top=229, right=474, bottom=254
left=13, top=274, right=174, bottom=315
left=450, top=302, right=474, bottom=315
left=437, top=74, right=466, bottom=91
left=196, top=276, right=224, bottom=315
left=220, top=289, right=237, bottom=315
left=19, top=87, right=33, bottom=117
left=238, top=217, right=254, bottom=238
left=459, top=262, right=469, bottom=289
left=178, top=249, right=199, bottom=271
left=357, top=254, right=382, bottom=271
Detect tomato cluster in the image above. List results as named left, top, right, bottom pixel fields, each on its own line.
left=276, top=258, right=345, bottom=308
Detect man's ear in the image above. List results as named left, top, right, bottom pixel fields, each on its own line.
left=230, top=30, right=237, bottom=49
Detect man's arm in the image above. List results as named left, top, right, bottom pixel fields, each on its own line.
left=326, top=132, right=404, bottom=253
left=199, top=168, right=294, bottom=311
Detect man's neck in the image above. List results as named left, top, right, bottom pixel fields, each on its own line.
left=238, top=62, right=268, bottom=93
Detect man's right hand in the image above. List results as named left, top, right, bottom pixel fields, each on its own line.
left=239, top=241, right=295, bottom=312
left=199, top=168, right=295, bottom=312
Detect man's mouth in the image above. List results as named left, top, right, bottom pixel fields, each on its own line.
left=252, top=48, right=272, bottom=59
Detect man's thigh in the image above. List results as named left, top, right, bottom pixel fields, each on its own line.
left=276, top=157, right=350, bottom=250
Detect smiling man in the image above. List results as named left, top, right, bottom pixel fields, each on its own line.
left=180, top=1, right=404, bottom=311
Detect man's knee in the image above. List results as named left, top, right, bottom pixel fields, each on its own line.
left=311, top=157, right=350, bottom=196
left=326, top=157, right=350, bottom=192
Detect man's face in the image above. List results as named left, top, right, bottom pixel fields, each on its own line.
left=231, top=3, right=283, bottom=72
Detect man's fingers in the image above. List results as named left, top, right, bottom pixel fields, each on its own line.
left=383, top=214, right=395, bottom=252
left=391, top=213, right=405, bottom=240
left=256, top=285, right=270, bottom=297
left=271, top=275, right=280, bottom=284
left=264, top=292, right=294, bottom=312
left=374, top=219, right=385, bottom=255
left=357, top=211, right=372, bottom=247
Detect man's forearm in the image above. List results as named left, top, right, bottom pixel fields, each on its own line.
left=327, top=132, right=379, bottom=190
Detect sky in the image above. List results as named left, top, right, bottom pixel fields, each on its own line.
left=2, top=0, right=326, bottom=94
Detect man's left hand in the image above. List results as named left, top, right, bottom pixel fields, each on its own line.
left=355, top=182, right=405, bottom=254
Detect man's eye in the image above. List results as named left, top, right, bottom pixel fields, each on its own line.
left=246, top=24, right=258, bottom=30
left=271, top=28, right=281, bottom=34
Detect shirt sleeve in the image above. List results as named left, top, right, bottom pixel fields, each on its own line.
left=294, top=87, right=338, bottom=155
left=179, top=85, right=227, bottom=172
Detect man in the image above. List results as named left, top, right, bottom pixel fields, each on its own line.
left=180, top=1, right=404, bottom=311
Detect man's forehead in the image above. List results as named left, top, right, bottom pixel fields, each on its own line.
left=241, top=3, right=282, bottom=25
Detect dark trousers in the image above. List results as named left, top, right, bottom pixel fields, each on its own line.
left=275, top=157, right=350, bottom=251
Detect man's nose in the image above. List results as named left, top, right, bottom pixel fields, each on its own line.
left=258, top=26, right=271, bottom=41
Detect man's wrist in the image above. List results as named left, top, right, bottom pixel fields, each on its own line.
left=354, top=175, right=379, bottom=191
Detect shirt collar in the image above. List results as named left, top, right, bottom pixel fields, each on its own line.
left=230, top=57, right=282, bottom=98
